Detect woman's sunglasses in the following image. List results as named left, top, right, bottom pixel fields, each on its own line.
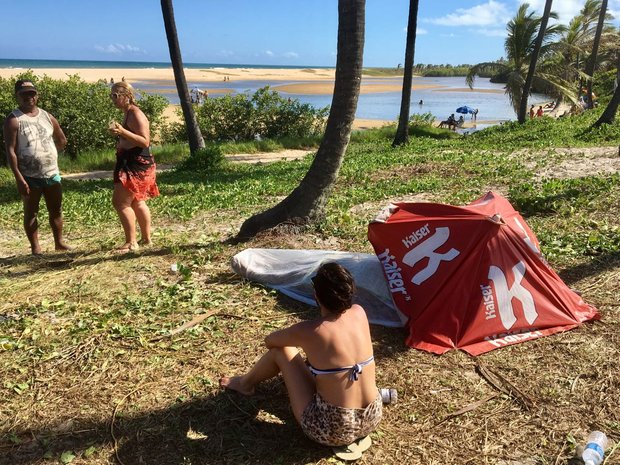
left=110, top=93, right=123, bottom=99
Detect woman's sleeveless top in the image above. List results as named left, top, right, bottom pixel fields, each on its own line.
left=11, top=108, right=59, bottom=178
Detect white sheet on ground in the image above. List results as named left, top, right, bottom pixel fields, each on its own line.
left=231, top=248, right=407, bottom=327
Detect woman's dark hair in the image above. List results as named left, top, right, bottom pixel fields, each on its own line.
left=312, top=262, right=356, bottom=315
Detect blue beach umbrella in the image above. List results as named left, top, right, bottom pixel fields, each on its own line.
left=456, top=106, right=476, bottom=114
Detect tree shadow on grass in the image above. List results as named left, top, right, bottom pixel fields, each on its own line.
left=0, top=246, right=177, bottom=279
left=558, top=251, right=620, bottom=286
left=2, top=387, right=328, bottom=465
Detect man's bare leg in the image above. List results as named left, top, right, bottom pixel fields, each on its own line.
left=23, top=188, right=43, bottom=255
left=43, top=183, right=71, bottom=251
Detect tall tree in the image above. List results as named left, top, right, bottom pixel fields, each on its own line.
left=518, top=0, right=553, bottom=123
left=236, top=0, right=365, bottom=241
left=392, top=0, right=420, bottom=146
left=467, top=3, right=569, bottom=115
left=161, top=0, right=205, bottom=154
left=593, top=52, right=620, bottom=126
left=585, top=0, right=608, bottom=108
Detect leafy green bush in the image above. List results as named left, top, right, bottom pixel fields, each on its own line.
left=161, top=86, right=328, bottom=144
left=177, top=145, right=226, bottom=172
left=409, top=112, right=436, bottom=126
left=0, top=72, right=167, bottom=159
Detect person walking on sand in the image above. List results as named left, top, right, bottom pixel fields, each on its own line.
left=529, top=105, right=535, bottom=119
left=536, top=106, right=544, bottom=117
left=3, top=80, right=71, bottom=255
left=108, top=81, right=159, bottom=253
left=220, top=262, right=383, bottom=452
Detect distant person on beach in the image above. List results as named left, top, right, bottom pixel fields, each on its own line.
left=472, top=108, right=478, bottom=121
left=529, top=105, right=535, bottom=119
left=536, top=106, right=544, bottom=117
left=108, top=81, right=159, bottom=253
left=220, top=262, right=383, bottom=449
left=110, top=77, right=114, bottom=84
left=3, top=80, right=71, bottom=255
left=419, top=99, right=423, bottom=105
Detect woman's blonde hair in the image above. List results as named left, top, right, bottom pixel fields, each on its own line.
left=111, top=81, right=137, bottom=105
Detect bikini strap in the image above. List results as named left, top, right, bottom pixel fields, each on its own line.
left=308, top=355, right=375, bottom=381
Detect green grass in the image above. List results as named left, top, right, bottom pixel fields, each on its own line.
left=1, top=108, right=619, bottom=465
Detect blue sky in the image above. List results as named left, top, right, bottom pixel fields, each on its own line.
left=0, top=1, right=618, bottom=67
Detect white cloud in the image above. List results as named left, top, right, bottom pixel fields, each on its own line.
left=477, top=28, right=507, bottom=37
left=283, top=51, right=299, bottom=59
left=428, top=0, right=511, bottom=26
left=218, top=50, right=234, bottom=57
left=94, top=43, right=145, bottom=55
left=264, top=50, right=274, bottom=57
left=520, top=0, right=620, bottom=26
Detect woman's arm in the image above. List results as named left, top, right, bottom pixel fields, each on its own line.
left=264, top=320, right=316, bottom=349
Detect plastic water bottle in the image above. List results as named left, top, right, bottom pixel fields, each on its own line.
left=380, top=388, right=398, bottom=404
left=582, top=431, right=608, bottom=465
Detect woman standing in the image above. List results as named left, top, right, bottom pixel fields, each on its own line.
left=108, top=82, right=159, bottom=252
left=220, top=262, right=382, bottom=449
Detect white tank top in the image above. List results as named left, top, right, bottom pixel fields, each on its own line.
left=11, top=108, right=59, bottom=178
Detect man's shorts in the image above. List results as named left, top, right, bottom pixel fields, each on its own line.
left=24, top=174, right=62, bottom=190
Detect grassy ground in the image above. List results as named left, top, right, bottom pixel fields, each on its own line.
left=1, top=111, right=619, bottom=465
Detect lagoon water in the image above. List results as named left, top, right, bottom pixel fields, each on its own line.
left=135, top=75, right=548, bottom=123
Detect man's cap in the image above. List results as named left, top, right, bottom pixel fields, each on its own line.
left=15, top=80, right=38, bottom=94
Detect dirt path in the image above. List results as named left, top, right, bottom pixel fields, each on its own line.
left=62, top=149, right=313, bottom=181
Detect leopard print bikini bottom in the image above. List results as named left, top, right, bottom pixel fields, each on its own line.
left=300, top=391, right=383, bottom=446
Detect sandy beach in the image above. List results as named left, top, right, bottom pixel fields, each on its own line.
left=0, top=66, right=338, bottom=85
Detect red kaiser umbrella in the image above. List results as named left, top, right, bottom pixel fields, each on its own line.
left=367, top=192, right=599, bottom=355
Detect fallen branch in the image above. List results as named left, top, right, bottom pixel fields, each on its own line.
left=475, top=361, right=535, bottom=410
left=149, top=309, right=220, bottom=342
left=435, top=394, right=499, bottom=426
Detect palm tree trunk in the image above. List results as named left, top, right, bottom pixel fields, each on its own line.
left=593, top=52, right=620, bottom=126
left=392, top=0, right=420, bottom=146
left=236, top=0, right=365, bottom=241
left=585, top=0, right=608, bottom=109
left=518, top=0, right=553, bottom=123
left=160, top=0, right=205, bottom=154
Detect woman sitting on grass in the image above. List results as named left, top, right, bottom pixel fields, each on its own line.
left=220, top=262, right=382, bottom=448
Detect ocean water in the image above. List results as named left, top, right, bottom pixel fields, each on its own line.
left=0, top=58, right=547, bottom=123
left=0, top=58, right=328, bottom=70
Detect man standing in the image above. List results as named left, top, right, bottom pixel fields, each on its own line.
left=3, top=80, right=71, bottom=255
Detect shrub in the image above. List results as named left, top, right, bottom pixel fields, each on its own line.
left=177, top=145, right=226, bottom=172
left=0, top=72, right=167, bottom=159
left=161, top=86, right=328, bottom=144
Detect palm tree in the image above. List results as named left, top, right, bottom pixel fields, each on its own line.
left=467, top=3, right=570, bottom=115
left=160, top=0, right=205, bottom=154
left=236, top=0, right=365, bottom=241
left=518, top=0, right=553, bottom=123
left=593, top=51, right=620, bottom=125
left=585, top=0, right=608, bottom=108
left=392, top=0, right=420, bottom=146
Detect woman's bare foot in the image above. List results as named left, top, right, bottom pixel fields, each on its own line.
left=114, top=242, right=139, bottom=253
left=219, top=376, right=255, bottom=396
left=31, top=246, right=43, bottom=256
left=138, top=239, right=152, bottom=247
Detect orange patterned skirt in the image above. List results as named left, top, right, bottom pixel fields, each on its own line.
left=114, top=147, right=160, bottom=201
